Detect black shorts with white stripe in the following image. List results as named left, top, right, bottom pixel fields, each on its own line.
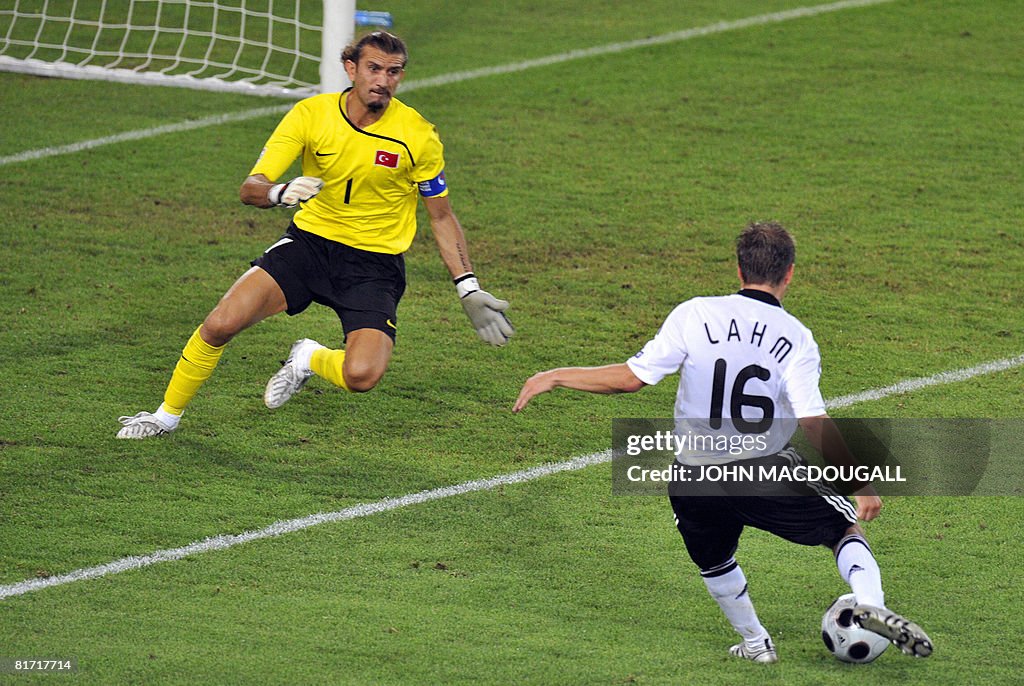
left=252, top=224, right=406, bottom=341
left=669, top=488, right=857, bottom=573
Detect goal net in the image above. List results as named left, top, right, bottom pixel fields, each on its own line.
left=0, top=1, right=380, bottom=98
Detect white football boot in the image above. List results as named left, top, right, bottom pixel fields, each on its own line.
left=854, top=605, right=933, bottom=657
left=116, top=411, right=177, bottom=439
left=264, top=338, right=322, bottom=409
left=728, top=637, right=778, bottom=664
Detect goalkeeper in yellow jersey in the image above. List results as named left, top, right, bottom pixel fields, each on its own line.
left=117, top=31, right=513, bottom=438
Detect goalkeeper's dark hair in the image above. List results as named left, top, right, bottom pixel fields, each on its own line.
left=736, top=221, right=795, bottom=286
left=342, top=31, right=408, bottom=67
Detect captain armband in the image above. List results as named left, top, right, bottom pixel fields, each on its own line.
left=418, top=170, right=448, bottom=198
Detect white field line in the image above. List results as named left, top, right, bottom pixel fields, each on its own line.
left=1, top=352, right=1021, bottom=601
left=0, top=451, right=611, bottom=600
left=826, top=354, right=1024, bottom=409
left=0, top=105, right=291, bottom=167
left=0, top=0, right=896, bottom=168
left=402, top=0, right=896, bottom=91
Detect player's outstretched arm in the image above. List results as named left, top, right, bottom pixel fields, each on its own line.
left=513, top=363, right=646, bottom=412
left=424, top=195, right=514, bottom=346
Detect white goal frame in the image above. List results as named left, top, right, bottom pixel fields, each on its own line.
left=0, top=1, right=360, bottom=98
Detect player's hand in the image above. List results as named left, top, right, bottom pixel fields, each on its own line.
left=269, top=176, right=324, bottom=207
left=853, top=485, right=882, bottom=521
left=453, top=273, right=514, bottom=346
left=513, top=371, right=556, bottom=412
left=460, top=290, right=514, bottom=346
left=462, top=291, right=514, bottom=346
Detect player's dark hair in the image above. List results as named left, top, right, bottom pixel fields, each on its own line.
left=736, top=222, right=795, bottom=286
left=342, top=31, right=408, bottom=67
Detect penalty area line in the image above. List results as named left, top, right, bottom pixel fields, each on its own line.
left=1, top=351, right=1021, bottom=601
left=0, top=105, right=291, bottom=167
left=0, top=0, right=896, bottom=167
left=825, top=354, right=1024, bottom=409
left=0, top=452, right=611, bottom=601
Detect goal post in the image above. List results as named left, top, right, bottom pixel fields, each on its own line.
left=0, top=1, right=391, bottom=99
left=320, top=1, right=353, bottom=95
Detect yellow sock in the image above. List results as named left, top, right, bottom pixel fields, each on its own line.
left=161, top=326, right=226, bottom=415
left=309, top=348, right=350, bottom=390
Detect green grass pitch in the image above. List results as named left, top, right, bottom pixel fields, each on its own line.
left=1, top=1, right=1022, bottom=683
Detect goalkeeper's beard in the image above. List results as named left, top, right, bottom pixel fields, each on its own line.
left=367, top=87, right=391, bottom=112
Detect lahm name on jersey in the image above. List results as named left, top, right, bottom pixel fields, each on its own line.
left=703, top=318, right=793, bottom=363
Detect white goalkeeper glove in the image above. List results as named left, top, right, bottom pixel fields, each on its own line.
left=268, top=176, right=324, bottom=208
left=455, top=273, right=514, bottom=347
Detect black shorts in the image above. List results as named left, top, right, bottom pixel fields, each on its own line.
left=252, top=224, right=405, bottom=341
left=668, top=488, right=857, bottom=573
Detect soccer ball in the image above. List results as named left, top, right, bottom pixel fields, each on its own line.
left=821, top=594, right=890, bottom=663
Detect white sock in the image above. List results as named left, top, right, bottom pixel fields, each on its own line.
left=295, top=339, right=324, bottom=373
left=835, top=535, right=885, bottom=607
left=154, top=405, right=181, bottom=429
left=702, top=562, right=770, bottom=644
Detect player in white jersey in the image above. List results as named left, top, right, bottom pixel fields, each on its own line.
left=630, top=287, right=824, bottom=463
left=514, top=222, right=931, bottom=664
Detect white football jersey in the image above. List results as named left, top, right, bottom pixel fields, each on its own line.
left=626, top=290, right=826, bottom=463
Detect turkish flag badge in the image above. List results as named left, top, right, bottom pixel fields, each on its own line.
left=375, top=150, right=400, bottom=168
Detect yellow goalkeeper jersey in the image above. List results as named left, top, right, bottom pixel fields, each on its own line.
left=250, top=90, right=448, bottom=254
